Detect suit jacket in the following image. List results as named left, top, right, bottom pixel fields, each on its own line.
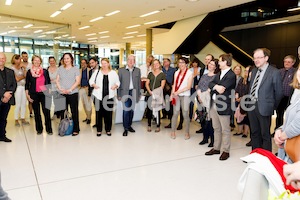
left=25, top=69, right=51, bottom=95
left=0, top=67, right=17, bottom=105
left=117, top=66, right=141, bottom=102
left=208, top=69, right=236, bottom=115
left=249, top=65, right=283, bottom=116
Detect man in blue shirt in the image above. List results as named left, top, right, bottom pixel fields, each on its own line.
left=162, top=58, right=176, bottom=128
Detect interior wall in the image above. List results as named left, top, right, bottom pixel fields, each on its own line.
left=221, top=21, right=300, bottom=68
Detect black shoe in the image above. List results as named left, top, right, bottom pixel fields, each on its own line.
left=97, top=133, right=102, bottom=137
left=177, top=124, right=183, bottom=130
left=246, top=141, right=252, bottom=147
left=208, top=142, right=213, bottom=147
left=164, top=123, right=171, bottom=128
left=0, top=137, right=12, bottom=142
left=86, top=119, right=91, bottom=124
left=233, top=133, right=242, bottom=136
left=92, top=124, right=97, bottom=128
left=107, top=132, right=111, bottom=136
left=161, top=115, right=167, bottom=119
left=123, top=130, right=128, bottom=136
left=37, top=131, right=42, bottom=135
left=199, top=140, right=208, bottom=145
left=205, top=148, right=220, bottom=156
left=47, top=131, right=53, bottom=135
left=196, top=128, right=203, bottom=134
left=128, top=127, right=135, bottom=132
left=82, top=119, right=87, bottom=122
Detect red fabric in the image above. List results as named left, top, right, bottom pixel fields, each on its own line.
left=174, top=69, right=188, bottom=92
left=36, top=70, right=46, bottom=92
left=251, top=148, right=298, bottom=193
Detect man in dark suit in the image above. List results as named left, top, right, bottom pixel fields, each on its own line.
left=117, top=54, right=141, bottom=136
left=248, top=48, right=283, bottom=151
left=0, top=52, right=17, bottom=142
left=205, top=53, right=236, bottom=161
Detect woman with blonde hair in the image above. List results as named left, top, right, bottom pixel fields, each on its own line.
left=89, top=58, right=120, bottom=136
left=145, top=59, right=166, bottom=132
left=56, top=53, right=81, bottom=136
left=25, top=55, right=52, bottom=134
left=11, top=54, right=29, bottom=126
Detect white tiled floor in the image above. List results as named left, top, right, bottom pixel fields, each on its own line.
left=0, top=107, right=275, bottom=200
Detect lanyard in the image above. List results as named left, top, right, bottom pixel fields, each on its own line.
left=175, top=69, right=188, bottom=92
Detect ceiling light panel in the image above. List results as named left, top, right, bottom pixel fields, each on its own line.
left=23, top=24, right=33, bottom=28
left=61, top=3, right=73, bottom=11
left=5, top=0, right=13, bottom=5
left=79, top=26, right=90, bottom=30
left=99, top=31, right=109, bottom=34
left=50, top=11, right=61, bottom=18
left=125, top=31, right=138, bottom=35
left=139, top=10, right=160, bottom=17
left=144, top=20, right=159, bottom=25
left=90, top=16, right=104, bottom=22
left=126, top=24, right=141, bottom=29
left=105, top=10, right=120, bottom=16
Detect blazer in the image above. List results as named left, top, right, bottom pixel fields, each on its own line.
left=117, top=66, right=141, bottom=102
left=249, top=65, right=283, bottom=116
left=0, top=67, right=17, bottom=105
left=25, top=69, right=51, bottom=95
left=208, top=69, right=236, bottom=115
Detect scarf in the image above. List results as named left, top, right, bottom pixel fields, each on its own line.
left=31, top=66, right=43, bottom=78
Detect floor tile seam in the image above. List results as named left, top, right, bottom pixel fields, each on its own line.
left=36, top=153, right=212, bottom=186
left=5, top=184, right=38, bottom=192
left=21, top=126, right=44, bottom=200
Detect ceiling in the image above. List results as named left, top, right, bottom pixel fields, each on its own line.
left=0, top=0, right=254, bottom=49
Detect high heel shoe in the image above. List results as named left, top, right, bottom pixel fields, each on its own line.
left=170, top=132, right=176, bottom=139
left=184, top=133, right=190, bottom=140
left=97, top=132, right=102, bottom=137
left=72, top=132, right=79, bottom=136
left=107, top=132, right=111, bottom=136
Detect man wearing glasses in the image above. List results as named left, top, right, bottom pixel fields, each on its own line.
left=247, top=48, right=283, bottom=151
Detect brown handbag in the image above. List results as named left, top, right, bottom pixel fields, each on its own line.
left=285, top=135, right=300, bottom=162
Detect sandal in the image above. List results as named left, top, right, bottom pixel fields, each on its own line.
left=155, top=127, right=160, bottom=132
left=184, top=133, right=190, bottom=140
left=170, top=132, right=176, bottom=139
left=147, top=126, right=151, bottom=132
left=242, top=134, right=248, bottom=138
left=233, top=133, right=242, bottom=136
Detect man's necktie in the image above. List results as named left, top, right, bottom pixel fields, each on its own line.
left=250, top=69, right=262, bottom=99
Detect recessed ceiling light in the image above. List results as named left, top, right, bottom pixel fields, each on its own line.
left=140, top=10, right=160, bottom=18
left=23, top=24, right=33, bottom=28
left=0, top=32, right=8, bottom=35
left=137, top=34, right=146, bottom=37
left=100, top=36, right=110, bottom=38
left=125, top=31, right=138, bottom=35
left=5, top=0, right=13, bottom=5
left=99, top=31, right=109, bottom=34
left=105, top=10, right=120, bottom=16
left=68, top=36, right=76, bottom=39
left=144, top=20, right=159, bottom=25
left=90, top=16, right=104, bottom=22
left=34, top=30, right=43, bottom=33
left=62, top=34, right=69, bottom=37
left=122, top=36, right=134, bottom=39
left=61, top=3, right=73, bottom=11
left=86, top=33, right=96, bottom=36
left=88, top=40, right=98, bottom=43
left=0, top=21, right=22, bottom=24
left=185, top=0, right=199, bottom=2
left=87, top=37, right=98, bottom=40
left=126, top=24, right=141, bottom=29
left=50, top=11, right=61, bottom=18
left=38, top=35, right=46, bottom=38
left=8, top=30, right=16, bottom=33
left=79, top=26, right=90, bottom=30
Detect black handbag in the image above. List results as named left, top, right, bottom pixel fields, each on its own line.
left=194, top=108, right=208, bottom=124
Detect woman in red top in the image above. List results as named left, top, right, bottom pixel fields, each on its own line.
left=25, top=55, right=52, bottom=135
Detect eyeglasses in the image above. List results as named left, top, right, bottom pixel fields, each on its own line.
left=253, top=56, right=265, bottom=61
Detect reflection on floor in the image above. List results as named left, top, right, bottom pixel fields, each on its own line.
left=0, top=107, right=278, bottom=200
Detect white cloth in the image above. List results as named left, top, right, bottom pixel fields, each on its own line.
left=14, top=85, right=26, bottom=119
left=238, top=153, right=286, bottom=197
left=174, top=69, right=193, bottom=96
left=151, top=87, right=165, bottom=122
left=140, top=64, right=151, bottom=78
left=89, top=70, right=120, bottom=101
